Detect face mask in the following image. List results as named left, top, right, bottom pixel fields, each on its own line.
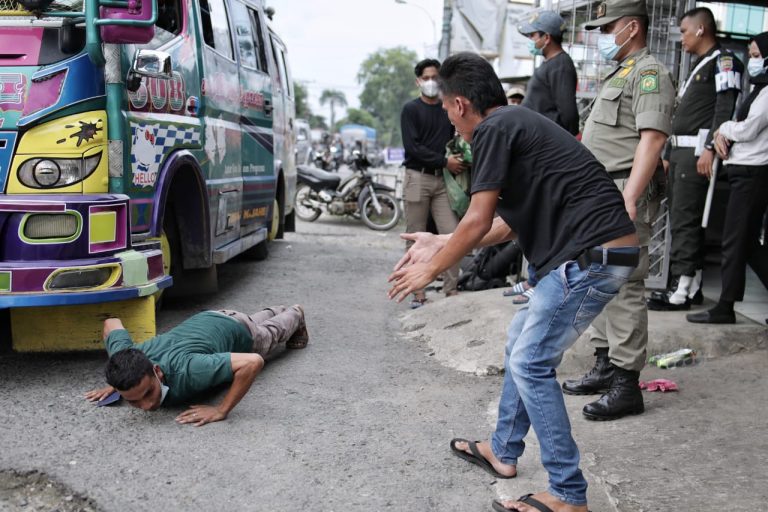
left=155, top=370, right=169, bottom=404
left=528, top=39, right=544, bottom=56
left=420, top=79, right=439, bottom=98
left=597, top=22, right=633, bottom=61
left=748, top=57, right=766, bottom=77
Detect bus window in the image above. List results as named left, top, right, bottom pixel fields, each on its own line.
left=248, top=8, right=268, bottom=72
left=199, top=0, right=233, bottom=59
left=231, top=1, right=257, bottom=69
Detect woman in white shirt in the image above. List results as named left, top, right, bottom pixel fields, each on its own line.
left=688, top=32, right=768, bottom=324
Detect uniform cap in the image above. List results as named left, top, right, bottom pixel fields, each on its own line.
left=584, top=0, right=647, bottom=30
left=518, top=10, right=566, bottom=37
left=505, top=86, right=526, bottom=99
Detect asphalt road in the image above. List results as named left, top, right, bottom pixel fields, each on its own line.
left=0, top=215, right=508, bottom=511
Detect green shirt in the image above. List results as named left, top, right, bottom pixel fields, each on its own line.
left=582, top=48, right=675, bottom=172
left=106, top=312, right=253, bottom=405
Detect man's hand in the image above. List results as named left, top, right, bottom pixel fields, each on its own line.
left=175, top=405, right=227, bottom=427
left=446, top=154, right=468, bottom=175
left=388, top=262, right=440, bottom=303
left=696, top=148, right=715, bottom=178
left=713, top=132, right=731, bottom=160
left=394, top=232, right=447, bottom=271
left=84, top=385, right=116, bottom=403
left=623, top=193, right=638, bottom=222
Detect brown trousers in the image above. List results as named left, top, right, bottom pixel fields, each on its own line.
left=216, top=306, right=302, bottom=355
left=403, top=169, right=460, bottom=294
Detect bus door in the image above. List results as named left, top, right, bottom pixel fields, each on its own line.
left=199, top=0, right=242, bottom=250
left=230, top=0, right=274, bottom=233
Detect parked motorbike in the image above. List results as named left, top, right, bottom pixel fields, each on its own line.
left=295, top=150, right=401, bottom=231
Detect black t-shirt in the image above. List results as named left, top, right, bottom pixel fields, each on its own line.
left=521, top=52, right=580, bottom=135
left=471, top=106, right=635, bottom=277
left=400, top=97, right=454, bottom=169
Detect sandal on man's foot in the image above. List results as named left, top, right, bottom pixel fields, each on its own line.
left=449, top=438, right=516, bottom=479
left=286, top=305, right=309, bottom=349
left=512, top=288, right=535, bottom=305
left=503, top=282, right=528, bottom=297
left=492, top=494, right=591, bottom=512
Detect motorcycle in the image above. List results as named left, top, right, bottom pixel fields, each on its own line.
left=295, top=150, right=402, bottom=231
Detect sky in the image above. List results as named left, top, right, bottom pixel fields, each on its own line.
left=267, top=0, right=444, bottom=123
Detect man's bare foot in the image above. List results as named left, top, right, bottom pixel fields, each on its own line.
left=452, top=440, right=516, bottom=478
left=496, top=492, right=588, bottom=512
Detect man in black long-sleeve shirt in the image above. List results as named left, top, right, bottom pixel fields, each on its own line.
left=518, top=10, right=580, bottom=135
left=401, top=58, right=466, bottom=308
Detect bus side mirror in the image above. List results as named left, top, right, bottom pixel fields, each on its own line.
left=126, top=49, right=172, bottom=92
left=100, top=0, right=155, bottom=44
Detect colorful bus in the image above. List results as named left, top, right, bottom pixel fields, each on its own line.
left=0, top=0, right=296, bottom=350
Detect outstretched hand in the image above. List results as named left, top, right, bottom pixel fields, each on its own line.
left=84, top=385, right=116, bottom=403
left=393, top=232, right=444, bottom=271
left=176, top=405, right=227, bottom=427
left=388, top=262, right=439, bottom=303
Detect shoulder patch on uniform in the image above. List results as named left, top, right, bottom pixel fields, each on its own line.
left=639, top=69, right=659, bottom=94
left=718, top=55, right=734, bottom=72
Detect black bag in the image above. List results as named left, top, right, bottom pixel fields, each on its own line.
left=458, top=242, right=521, bottom=291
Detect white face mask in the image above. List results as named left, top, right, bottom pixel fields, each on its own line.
left=420, top=79, right=440, bottom=98
left=155, top=369, right=169, bottom=404
left=748, top=57, right=766, bottom=77
left=597, top=22, right=633, bottom=61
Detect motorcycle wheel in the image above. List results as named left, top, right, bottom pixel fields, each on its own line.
left=294, top=184, right=322, bottom=222
left=360, top=190, right=401, bottom=231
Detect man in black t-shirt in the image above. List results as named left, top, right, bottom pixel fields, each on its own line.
left=400, top=58, right=468, bottom=308
left=388, top=53, right=639, bottom=512
left=518, top=10, right=580, bottom=135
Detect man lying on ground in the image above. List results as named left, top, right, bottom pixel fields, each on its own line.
left=85, top=306, right=308, bottom=427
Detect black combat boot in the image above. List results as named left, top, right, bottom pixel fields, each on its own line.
left=562, top=348, right=613, bottom=395
left=582, top=365, right=644, bottom=421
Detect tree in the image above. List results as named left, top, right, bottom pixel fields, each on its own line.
left=294, top=81, right=311, bottom=119
left=335, top=108, right=378, bottom=130
left=357, top=47, right=419, bottom=147
left=308, top=114, right=328, bottom=130
left=319, top=89, right=347, bottom=133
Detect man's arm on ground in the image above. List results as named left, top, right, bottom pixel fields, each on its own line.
left=388, top=190, right=504, bottom=301
left=175, top=353, right=264, bottom=427
left=623, top=129, right=667, bottom=220
left=84, top=318, right=127, bottom=402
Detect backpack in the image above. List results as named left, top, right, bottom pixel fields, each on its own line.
left=458, top=242, right=522, bottom=291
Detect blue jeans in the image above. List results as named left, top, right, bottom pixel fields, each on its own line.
left=490, top=253, right=637, bottom=506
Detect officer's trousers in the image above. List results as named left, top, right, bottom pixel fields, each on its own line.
left=668, top=147, right=708, bottom=277
left=590, top=177, right=657, bottom=371
left=719, top=164, right=768, bottom=302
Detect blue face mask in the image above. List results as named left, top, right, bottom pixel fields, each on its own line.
left=597, top=22, right=632, bottom=61
left=748, top=57, right=766, bottom=77
left=528, top=39, right=544, bottom=57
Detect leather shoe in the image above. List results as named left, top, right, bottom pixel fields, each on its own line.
left=647, top=295, right=691, bottom=311
left=583, top=366, right=644, bottom=421
left=686, top=309, right=735, bottom=324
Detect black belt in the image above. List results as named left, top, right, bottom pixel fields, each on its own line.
left=609, top=169, right=632, bottom=180
left=576, top=247, right=640, bottom=271
left=407, top=166, right=442, bottom=176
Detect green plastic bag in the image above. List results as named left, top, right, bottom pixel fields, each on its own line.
left=444, top=136, right=472, bottom=217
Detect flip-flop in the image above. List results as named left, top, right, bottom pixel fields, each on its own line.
left=511, top=288, right=535, bottom=305
left=503, top=282, right=528, bottom=297
left=449, top=438, right=516, bottom=479
left=491, top=494, right=592, bottom=512
left=96, top=390, right=122, bottom=407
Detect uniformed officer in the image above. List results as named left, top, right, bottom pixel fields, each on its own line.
left=562, top=0, right=675, bottom=421
left=648, top=7, right=743, bottom=311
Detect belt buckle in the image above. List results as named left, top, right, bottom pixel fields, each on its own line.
left=602, top=248, right=608, bottom=266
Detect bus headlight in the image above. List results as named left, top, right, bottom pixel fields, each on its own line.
left=17, top=152, right=101, bottom=189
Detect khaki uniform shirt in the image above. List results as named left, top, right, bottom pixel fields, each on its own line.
left=582, top=48, right=675, bottom=173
